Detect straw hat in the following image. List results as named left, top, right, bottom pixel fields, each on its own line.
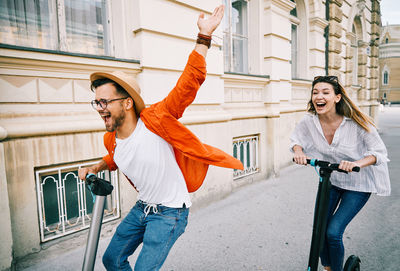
left=90, top=71, right=145, bottom=115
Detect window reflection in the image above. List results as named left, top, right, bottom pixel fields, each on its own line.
left=0, top=0, right=110, bottom=56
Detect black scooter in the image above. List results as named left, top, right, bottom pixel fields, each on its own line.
left=301, top=159, right=361, bottom=271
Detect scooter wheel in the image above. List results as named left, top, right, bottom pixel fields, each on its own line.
left=344, top=255, right=361, bottom=271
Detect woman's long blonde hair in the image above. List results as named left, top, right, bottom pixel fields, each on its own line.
left=307, top=76, right=375, bottom=132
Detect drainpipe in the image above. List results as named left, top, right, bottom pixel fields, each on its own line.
left=325, top=0, right=330, bottom=75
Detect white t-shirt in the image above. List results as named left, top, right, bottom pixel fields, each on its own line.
left=114, top=118, right=192, bottom=208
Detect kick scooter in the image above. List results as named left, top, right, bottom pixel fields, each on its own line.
left=82, top=174, right=114, bottom=271
left=301, top=159, right=361, bottom=271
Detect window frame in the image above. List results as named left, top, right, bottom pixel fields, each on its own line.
left=290, top=15, right=300, bottom=79
left=383, top=70, right=389, bottom=85
left=352, top=43, right=358, bottom=85
left=0, top=0, right=113, bottom=57
left=223, top=0, right=250, bottom=74
left=289, top=0, right=308, bottom=80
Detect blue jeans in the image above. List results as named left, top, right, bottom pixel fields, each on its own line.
left=103, top=201, right=189, bottom=271
left=320, top=185, right=371, bottom=271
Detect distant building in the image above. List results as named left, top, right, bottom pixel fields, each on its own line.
left=379, top=24, right=400, bottom=104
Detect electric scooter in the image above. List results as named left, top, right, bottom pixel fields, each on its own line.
left=301, top=158, right=361, bottom=271
left=82, top=174, right=114, bottom=271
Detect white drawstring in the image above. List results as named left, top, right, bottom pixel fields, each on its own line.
left=143, top=203, right=158, bottom=217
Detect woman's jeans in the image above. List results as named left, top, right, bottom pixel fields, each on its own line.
left=103, top=200, right=189, bottom=271
left=320, top=185, right=371, bottom=271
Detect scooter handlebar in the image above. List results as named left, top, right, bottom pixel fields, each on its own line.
left=292, top=158, right=360, bottom=172
left=85, top=174, right=114, bottom=196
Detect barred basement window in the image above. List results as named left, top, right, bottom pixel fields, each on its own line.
left=233, top=135, right=259, bottom=179
left=35, top=160, right=120, bottom=242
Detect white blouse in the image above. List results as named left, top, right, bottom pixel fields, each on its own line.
left=290, top=113, right=391, bottom=196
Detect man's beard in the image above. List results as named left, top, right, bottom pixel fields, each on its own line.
left=106, top=110, right=125, bottom=132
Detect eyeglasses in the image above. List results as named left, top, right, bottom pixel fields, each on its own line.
left=91, top=97, right=128, bottom=110
left=313, top=75, right=338, bottom=83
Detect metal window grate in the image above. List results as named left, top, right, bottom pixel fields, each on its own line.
left=233, top=135, right=259, bottom=179
left=35, top=160, right=120, bottom=242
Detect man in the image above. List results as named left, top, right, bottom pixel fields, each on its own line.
left=78, top=5, right=243, bottom=271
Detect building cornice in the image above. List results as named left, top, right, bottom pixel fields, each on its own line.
left=309, top=17, right=329, bottom=29
left=0, top=48, right=141, bottom=78
left=0, top=114, right=105, bottom=141
left=264, top=0, right=296, bottom=12
left=0, top=44, right=139, bottom=65
left=222, top=73, right=270, bottom=86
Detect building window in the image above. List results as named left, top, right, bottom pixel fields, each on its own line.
left=352, top=44, right=358, bottom=85
left=0, top=0, right=111, bottom=56
left=383, top=70, right=389, bottom=85
left=290, top=0, right=307, bottom=79
left=290, top=7, right=299, bottom=78
left=385, top=37, right=389, bottom=44
left=223, top=0, right=248, bottom=73
left=351, top=24, right=359, bottom=85
left=35, top=160, right=120, bottom=242
left=233, top=135, right=259, bottom=179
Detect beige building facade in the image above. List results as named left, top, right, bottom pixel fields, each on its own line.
left=0, top=0, right=381, bottom=269
left=379, top=24, right=400, bottom=104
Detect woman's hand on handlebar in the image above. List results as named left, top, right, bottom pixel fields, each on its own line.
left=338, top=160, right=360, bottom=172
left=293, top=150, right=309, bottom=165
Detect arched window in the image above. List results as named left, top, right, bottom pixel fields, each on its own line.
left=385, top=37, right=389, bottom=44
left=383, top=70, right=389, bottom=85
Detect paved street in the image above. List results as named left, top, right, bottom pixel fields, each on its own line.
left=163, top=106, right=400, bottom=271
left=18, top=106, right=400, bottom=271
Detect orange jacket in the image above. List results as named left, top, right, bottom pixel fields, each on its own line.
left=102, top=50, right=243, bottom=192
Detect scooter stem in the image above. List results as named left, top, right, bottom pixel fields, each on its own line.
left=82, top=195, right=106, bottom=271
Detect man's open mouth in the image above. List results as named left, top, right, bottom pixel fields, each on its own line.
left=100, top=113, right=111, bottom=123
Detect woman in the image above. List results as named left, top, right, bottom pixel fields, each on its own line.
left=290, top=76, right=391, bottom=271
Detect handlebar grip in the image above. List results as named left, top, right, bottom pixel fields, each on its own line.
left=294, top=158, right=360, bottom=172
left=86, top=173, right=96, bottom=184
